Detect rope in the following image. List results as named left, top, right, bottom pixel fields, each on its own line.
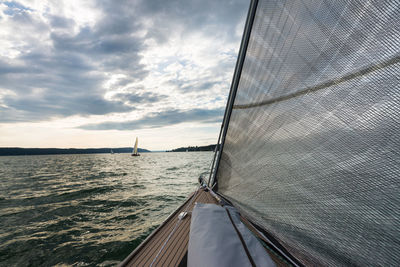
left=233, top=55, right=400, bottom=110
left=149, top=186, right=201, bottom=267
left=225, top=208, right=256, bottom=267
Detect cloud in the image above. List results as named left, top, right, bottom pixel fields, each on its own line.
left=0, top=0, right=246, bottom=130
left=48, top=15, right=75, bottom=28
left=112, top=91, right=166, bottom=105
left=0, top=1, right=146, bottom=121
left=137, top=0, right=247, bottom=41
left=79, top=108, right=224, bottom=130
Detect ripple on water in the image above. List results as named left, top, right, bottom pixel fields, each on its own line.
left=0, top=152, right=213, bottom=266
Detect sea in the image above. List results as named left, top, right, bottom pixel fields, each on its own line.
left=0, top=152, right=213, bottom=266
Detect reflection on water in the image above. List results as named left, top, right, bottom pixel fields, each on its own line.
left=0, top=152, right=212, bottom=266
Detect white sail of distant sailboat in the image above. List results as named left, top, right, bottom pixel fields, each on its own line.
left=131, top=137, right=140, bottom=156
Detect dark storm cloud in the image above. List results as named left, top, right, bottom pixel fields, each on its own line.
left=0, top=0, right=247, bottom=124
left=79, top=107, right=224, bottom=130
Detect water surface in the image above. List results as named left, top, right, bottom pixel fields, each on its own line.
left=0, top=152, right=212, bottom=266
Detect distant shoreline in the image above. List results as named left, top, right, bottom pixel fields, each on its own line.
left=0, top=144, right=218, bottom=156
left=166, top=144, right=217, bottom=152
left=0, top=147, right=150, bottom=156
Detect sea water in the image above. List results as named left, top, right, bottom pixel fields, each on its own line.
left=0, top=152, right=213, bottom=266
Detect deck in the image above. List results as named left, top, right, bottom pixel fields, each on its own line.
left=120, top=188, right=289, bottom=267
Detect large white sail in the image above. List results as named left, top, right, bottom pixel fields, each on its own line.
left=133, top=137, right=138, bottom=154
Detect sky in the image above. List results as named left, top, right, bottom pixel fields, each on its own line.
left=0, top=0, right=248, bottom=150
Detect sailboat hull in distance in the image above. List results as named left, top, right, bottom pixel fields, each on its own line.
left=131, top=153, right=140, bottom=156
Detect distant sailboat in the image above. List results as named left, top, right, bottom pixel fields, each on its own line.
left=131, top=137, right=140, bottom=156
left=110, top=149, right=114, bottom=154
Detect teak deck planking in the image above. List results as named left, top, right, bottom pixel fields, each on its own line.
left=120, top=188, right=288, bottom=267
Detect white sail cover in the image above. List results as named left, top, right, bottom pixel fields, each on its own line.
left=188, top=203, right=276, bottom=267
left=216, top=0, right=400, bottom=266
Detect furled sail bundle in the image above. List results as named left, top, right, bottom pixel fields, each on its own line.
left=210, top=0, right=400, bottom=266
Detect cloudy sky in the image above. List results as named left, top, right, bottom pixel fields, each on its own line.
left=0, top=0, right=248, bottom=150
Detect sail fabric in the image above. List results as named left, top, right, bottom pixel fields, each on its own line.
left=133, top=137, right=138, bottom=154
left=216, top=0, right=400, bottom=266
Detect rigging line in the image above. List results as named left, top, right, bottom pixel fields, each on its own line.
left=210, top=0, right=259, bottom=188
left=208, top=0, right=263, bottom=187
left=149, top=187, right=201, bottom=267
left=225, top=208, right=257, bottom=267
left=248, top=221, right=300, bottom=267
left=207, top=144, right=219, bottom=186
left=233, top=54, right=400, bottom=110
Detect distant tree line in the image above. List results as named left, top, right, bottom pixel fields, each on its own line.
left=167, top=144, right=218, bottom=152
left=0, top=147, right=150, bottom=156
